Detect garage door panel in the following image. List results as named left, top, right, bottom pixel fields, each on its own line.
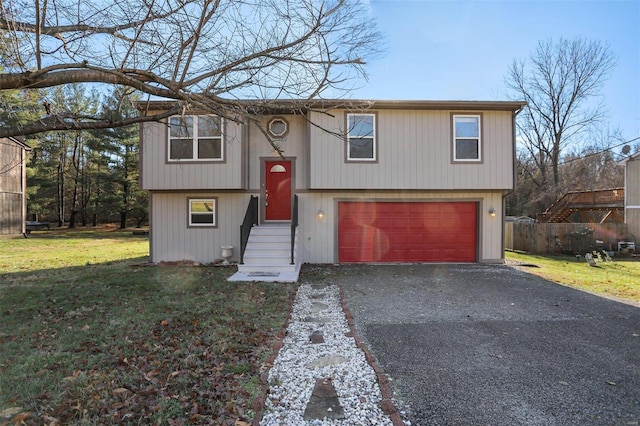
left=338, top=201, right=477, bottom=263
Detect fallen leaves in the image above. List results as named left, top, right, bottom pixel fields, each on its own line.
left=1, top=407, right=23, bottom=419
left=1, top=273, right=295, bottom=426
left=2, top=315, right=278, bottom=425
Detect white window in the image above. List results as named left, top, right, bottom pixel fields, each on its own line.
left=169, top=115, right=223, bottom=161
left=453, top=115, right=481, bottom=161
left=188, top=198, right=217, bottom=227
left=347, top=113, right=376, bottom=161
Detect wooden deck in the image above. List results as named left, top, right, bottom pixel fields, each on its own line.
left=536, top=188, right=624, bottom=223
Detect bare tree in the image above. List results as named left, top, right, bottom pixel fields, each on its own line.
left=0, top=0, right=381, bottom=138
left=506, top=37, right=616, bottom=197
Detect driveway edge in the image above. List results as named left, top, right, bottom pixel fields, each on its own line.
left=339, top=285, right=406, bottom=426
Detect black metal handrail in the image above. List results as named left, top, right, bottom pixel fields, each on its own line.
left=290, top=194, right=299, bottom=265
left=240, top=196, right=258, bottom=264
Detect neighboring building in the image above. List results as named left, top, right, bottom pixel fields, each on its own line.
left=139, top=99, right=526, bottom=279
left=619, top=151, right=640, bottom=240
left=0, top=137, right=31, bottom=235
left=505, top=215, right=535, bottom=224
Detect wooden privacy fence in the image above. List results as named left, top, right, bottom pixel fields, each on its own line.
left=505, top=222, right=630, bottom=254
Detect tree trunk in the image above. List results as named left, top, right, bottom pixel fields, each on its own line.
left=67, top=134, right=82, bottom=229
left=69, top=210, right=78, bottom=228
left=56, top=154, right=64, bottom=227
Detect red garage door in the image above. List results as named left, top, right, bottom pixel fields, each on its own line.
left=338, top=201, right=477, bottom=263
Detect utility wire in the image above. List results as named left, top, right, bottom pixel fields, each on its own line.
left=558, top=136, right=640, bottom=166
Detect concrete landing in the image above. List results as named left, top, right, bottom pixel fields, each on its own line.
left=227, top=270, right=300, bottom=282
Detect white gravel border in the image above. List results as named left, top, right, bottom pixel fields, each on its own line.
left=260, top=284, right=394, bottom=425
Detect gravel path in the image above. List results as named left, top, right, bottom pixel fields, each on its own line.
left=259, top=284, right=397, bottom=425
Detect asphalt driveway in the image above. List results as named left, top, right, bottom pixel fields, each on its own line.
left=307, top=264, right=640, bottom=425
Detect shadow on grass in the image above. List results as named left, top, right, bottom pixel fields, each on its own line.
left=23, top=227, right=149, bottom=240
left=0, top=256, right=240, bottom=291
left=0, top=258, right=295, bottom=424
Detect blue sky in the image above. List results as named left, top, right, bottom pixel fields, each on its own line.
left=350, top=0, right=640, bottom=143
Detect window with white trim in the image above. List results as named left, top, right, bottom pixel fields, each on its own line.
left=169, top=115, right=223, bottom=161
left=347, top=113, right=376, bottom=161
left=188, top=198, right=217, bottom=227
left=453, top=115, right=481, bottom=161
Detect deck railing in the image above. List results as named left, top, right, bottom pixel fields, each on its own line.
left=538, top=188, right=624, bottom=223
left=239, top=196, right=258, bottom=264
left=291, top=195, right=298, bottom=265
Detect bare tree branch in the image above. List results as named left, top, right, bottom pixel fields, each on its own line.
left=506, top=37, right=616, bottom=190
left=0, top=0, right=382, bottom=138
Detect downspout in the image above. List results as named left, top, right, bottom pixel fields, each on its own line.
left=502, top=105, right=525, bottom=258
left=623, top=160, right=627, bottom=225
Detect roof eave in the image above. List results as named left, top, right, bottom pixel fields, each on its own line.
left=136, top=98, right=528, bottom=113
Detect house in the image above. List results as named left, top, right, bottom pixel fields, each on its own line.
left=0, top=137, right=31, bottom=235
left=505, top=215, right=535, bottom=224
left=138, top=99, right=526, bottom=280
left=619, top=151, right=640, bottom=241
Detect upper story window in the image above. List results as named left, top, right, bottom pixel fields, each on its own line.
left=346, top=113, right=376, bottom=161
left=453, top=114, right=481, bottom=162
left=169, top=115, right=223, bottom=161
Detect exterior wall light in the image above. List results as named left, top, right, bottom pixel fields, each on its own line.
left=489, top=207, right=496, bottom=217
left=317, top=209, right=325, bottom=219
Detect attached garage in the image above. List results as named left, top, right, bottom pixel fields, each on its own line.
left=337, top=201, right=478, bottom=263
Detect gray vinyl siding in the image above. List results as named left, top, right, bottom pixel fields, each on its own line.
left=140, top=117, right=244, bottom=190
left=625, top=157, right=640, bottom=238
left=247, top=115, right=308, bottom=190
left=150, top=190, right=504, bottom=264
left=0, top=193, right=24, bottom=234
left=296, top=191, right=504, bottom=264
left=626, top=157, right=640, bottom=206
left=0, top=138, right=27, bottom=235
left=308, top=109, right=514, bottom=190
left=149, top=192, right=251, bottom=263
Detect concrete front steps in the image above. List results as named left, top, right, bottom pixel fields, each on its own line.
left=228, top=224, right=301, bottom=282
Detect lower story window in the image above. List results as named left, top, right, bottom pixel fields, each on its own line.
left=188, top=198, right=217, bottom=227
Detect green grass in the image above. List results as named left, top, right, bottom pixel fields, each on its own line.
left=506, top=251, right=640, bottom=304
left=0, top=227, right=295, bottom=425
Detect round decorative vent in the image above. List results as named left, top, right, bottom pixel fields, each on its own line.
left=268, top=117, right=288, bottom=137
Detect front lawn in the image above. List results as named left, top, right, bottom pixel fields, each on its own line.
left=506, top=251, right=640, bottom=305
left=0, top=228, right=295, bottom=424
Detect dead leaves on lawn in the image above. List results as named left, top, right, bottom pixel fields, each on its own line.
left=3, top=314, right=279, bottom=425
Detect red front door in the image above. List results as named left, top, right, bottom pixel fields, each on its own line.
left=265, top=160, right=292, bottom=221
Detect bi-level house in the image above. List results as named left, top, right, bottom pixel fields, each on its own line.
left=139, top=100, right=526, bottom=280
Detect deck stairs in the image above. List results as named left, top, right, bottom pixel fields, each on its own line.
left=229, top=224, right=301, bottom=282
left=537, top=188, right=624, bottom=223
